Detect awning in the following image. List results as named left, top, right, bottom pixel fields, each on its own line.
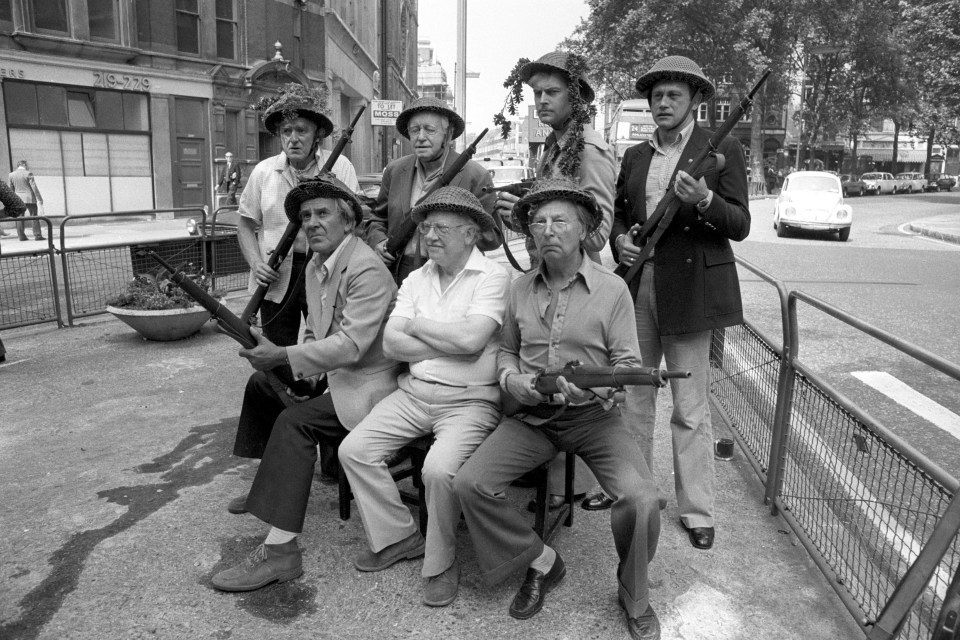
left=853, top=148, right=928, bottom=162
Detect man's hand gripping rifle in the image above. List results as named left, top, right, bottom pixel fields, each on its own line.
left=239, top=105, right=366, bottom=324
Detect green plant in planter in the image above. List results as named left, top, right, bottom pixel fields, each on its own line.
left=106, top=272, right=223, bottom=310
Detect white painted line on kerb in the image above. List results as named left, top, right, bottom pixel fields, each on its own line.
left=851, top=371, right=960, bottom=440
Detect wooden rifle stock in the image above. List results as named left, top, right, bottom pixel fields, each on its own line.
left=615, top=69, right=770, bottom=284
left=383, top=127, right=490, bottom=257
left=240, top=105, right=367, bottom=324
left=141, top=249, right=312, bottom=395
left=533, top=365, right=690, bottom=395
left=481, top=178, right=535, bottom=197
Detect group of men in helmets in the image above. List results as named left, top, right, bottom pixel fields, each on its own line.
left=212, top=52, right=750, bottom=640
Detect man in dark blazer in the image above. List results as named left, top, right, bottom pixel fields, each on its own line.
left=212, top=175, right=402, bottom=592
left=611, top=56, right=750, bottom=552
left=216, top=152, right=243, bottom=205
left=364, top=97, right=498, bottom=283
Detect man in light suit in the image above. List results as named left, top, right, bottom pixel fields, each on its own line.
left=8, top=160, right=44, bottom=241
left=216, top=151, right=243, bottom=205
left=364, top=97, right=499, bottom=284
left=212, top=175, right=401, bottom=592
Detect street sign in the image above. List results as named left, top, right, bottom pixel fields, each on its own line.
left=371, top=100, right=402, bottom=126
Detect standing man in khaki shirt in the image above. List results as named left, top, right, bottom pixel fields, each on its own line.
left=8, top=160, right=44, bottom=241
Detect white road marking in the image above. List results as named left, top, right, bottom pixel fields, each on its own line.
left=851, top=371, right=960, bottom=440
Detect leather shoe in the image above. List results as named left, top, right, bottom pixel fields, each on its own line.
left=211, top=540, right=302, bottom=592
left=526, top=493, right=585, bottom=513
left=508, top=553, right=566, bottom=619
left=34, top=236, right=45, bottom=241
left=354, top=530, right=425, bottom=572
left=626, top=604, right=661, bottom=640
left=581, top=492, right=614, bottom=511
left=423, top=562, right=459, bottom=607
left=682, top=522, right=715, bottom=550
left=227, top=494, right=248, bottom=514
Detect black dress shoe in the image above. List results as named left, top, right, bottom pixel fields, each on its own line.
left=526, top=493, right=584, bottom=513
left=581, top=492, right=614, bottom=511
left=681, top=522, right=715, bottom=549
left=626, top=604, right=661, bottom=640
left=508, top=553, right=566, bottom=619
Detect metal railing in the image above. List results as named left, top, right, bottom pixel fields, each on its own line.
left=0, top=217, right=62, bottom=330
left=711, top=257, right=960, bottom=640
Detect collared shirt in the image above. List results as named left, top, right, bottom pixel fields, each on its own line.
left=498, top=253, right=642, bottom=386
left=393, top=247, right=510, bottom=386
left=645, top=118, right=696, bottom=214
left=310, top=234, right=350, bottom=312
left=239, top=150, right=359, bottom=303
left=404, top=150, right=450, bottom=258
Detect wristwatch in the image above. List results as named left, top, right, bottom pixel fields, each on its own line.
left=696, top=191, right=712, bottom=212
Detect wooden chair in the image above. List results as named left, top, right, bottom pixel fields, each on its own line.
left=531, top=452, right=577, bottom=544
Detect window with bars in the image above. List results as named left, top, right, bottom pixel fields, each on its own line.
left=215, top=0, right=237, bottom=60
left=176, top=0, right=200, bottom=55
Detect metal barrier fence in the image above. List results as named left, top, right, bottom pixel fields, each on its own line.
left=206, top=205, right=248, bottom=292
left=0, top=217, right=63, bottom=330
left=711, top=257, right=960, bottom=640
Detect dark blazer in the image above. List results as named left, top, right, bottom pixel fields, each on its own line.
left=217, top=162, right=243, bottom=192
left=364, top=150, right=497, bottom=249
left=611, top=124, right=751, bottom=335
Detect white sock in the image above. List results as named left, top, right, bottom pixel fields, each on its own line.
left=264, top=527, right=298, bottom=546
left=529, top=545, right=556, bottom=574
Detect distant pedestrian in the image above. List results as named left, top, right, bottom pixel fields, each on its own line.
left=0, top=181, right=26, bottom=361
left=217, top=152, right=243, bottom=206
left=8, top=160, right=44, bottom=241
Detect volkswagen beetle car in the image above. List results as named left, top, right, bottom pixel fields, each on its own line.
left=773, top=171, right=852, bottom=241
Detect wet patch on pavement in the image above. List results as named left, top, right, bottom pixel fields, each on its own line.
left=203, top=535, right=318, bottom=622
left=0, top=418, right=242, bottom=640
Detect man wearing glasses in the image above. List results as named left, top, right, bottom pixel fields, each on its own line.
left=455, top=178, right=662, bottom=639
left=364, top=97, right=497, bottom=283
left=339, top=186, right=509, bottom=608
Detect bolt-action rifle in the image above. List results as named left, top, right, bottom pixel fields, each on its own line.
left=616, top=69, right=770, bottom=284
left=530, top=361, right=690, bottom=395
left=141, top=249, right=315, bottom=397
left=383, top=127, right=490, bottom=260
left=239, top=105, right=366, bottom=324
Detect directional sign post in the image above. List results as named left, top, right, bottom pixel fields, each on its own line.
left=371, top=100, right=403, bottom=126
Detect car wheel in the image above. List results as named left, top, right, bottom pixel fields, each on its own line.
left=838, top=227, right=850, bottom=242
left=843, top=187, right=848, bottom=197
left=776, top=222, right=787, bottom=238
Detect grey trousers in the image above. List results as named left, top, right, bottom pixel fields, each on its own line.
left=454, top=404, right=660, bottom=618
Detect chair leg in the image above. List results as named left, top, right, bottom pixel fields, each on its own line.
left=563, top=452, right=576, bottom=528
left=338, top=466, right=351, bottom=521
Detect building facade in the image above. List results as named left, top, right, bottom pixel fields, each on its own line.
left=0, top=0, right=417, bottom=217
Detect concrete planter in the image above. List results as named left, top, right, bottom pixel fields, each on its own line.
left=105, top=305, right=212, bottom=341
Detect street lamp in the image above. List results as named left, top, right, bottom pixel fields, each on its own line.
left=795, top=44, right=843, bottom=171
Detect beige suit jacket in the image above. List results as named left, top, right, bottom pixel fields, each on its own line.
left=287, top=235, right=401, bottom=429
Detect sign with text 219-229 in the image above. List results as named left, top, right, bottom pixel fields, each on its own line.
left=371, top=100, right=403, bottom=126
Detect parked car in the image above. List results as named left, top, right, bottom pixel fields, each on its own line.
left=895, top=172, right=926, bottom=194
left=925, top=173, right=957, bottom=192
left=860, top=172, right=898, bottom=195
left=488, top=165, right=535, bottom=189
left=840, top=174, right=867, bottom=197
left=773, top=171, right=852, bottom=241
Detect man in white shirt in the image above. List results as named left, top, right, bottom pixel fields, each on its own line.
left=339, top=186, right=510, bottom=609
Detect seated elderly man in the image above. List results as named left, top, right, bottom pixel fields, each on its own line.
left=339, top=186, right=510, bottom=608
left=212, top=175, right=401, bottom=592
left=454, top=178, right=662, bottom=640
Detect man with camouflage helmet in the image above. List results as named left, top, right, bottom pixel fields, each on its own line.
left=237, top=82, right=362, bottom=480
left=364, top=96, right=498, bottom=284
left=497, top=50, right=619, bottom=512
left=612, top=56, right=750, bottom=552
left=340, top=186, right=509, bottom=608
left=456, top=177, right=662, bottom=640
left=212, top=175, right=400, bottom=593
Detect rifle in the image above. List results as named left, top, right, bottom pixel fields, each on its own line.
left=615, top=69, right=770, bottom=285
left=531, top=361, right=690, bottom=395
left=383, top=127, right=490, bottom=259
left=141, top=249, right=315, bottom=397
left=240, top=104, right=366, bottom=324
left=481, top=177, right=535, bottom=198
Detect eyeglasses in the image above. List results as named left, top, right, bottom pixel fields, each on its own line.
left=418, top=222, right=471, bottom=237
left=408, top=125, right=443, bottom=138
left=528, top=219, right=572, bottom=234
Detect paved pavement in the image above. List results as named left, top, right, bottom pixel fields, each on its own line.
left=0, top=201, right=914, bottom=639
left=907, top=213, right=960, bottom=244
